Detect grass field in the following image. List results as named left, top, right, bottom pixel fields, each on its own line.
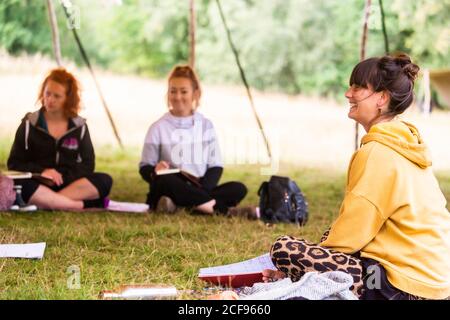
left=1, top=144, right=450, bottom=300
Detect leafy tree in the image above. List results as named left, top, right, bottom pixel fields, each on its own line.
left=1, top=0, right=448, bottom=99
left=0, top=0, right=52, bottom=55
left=391, top=0, right=450, bottom=68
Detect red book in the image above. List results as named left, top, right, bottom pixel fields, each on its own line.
left=198, top=253, right=277, bottom=288
left=198, top=272, right=266, bottom=288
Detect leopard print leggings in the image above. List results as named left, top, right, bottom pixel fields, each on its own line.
left=270, top=233, right=365, bottom=297
left=270, top=230, right=430, bottom=300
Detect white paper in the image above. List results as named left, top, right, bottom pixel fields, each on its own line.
left=0, top=242, right=46, bottom=259
left=199, top=253, right=277, bottom=276
left=107, top=200, right=149, bottom=213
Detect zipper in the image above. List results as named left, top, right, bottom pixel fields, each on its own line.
left=31, top=123, right=82, bottom=166
left=55, top=147, right=60, bottom=165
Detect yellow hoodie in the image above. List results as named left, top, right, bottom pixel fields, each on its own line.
left=320, top=120, right=450, bottom=299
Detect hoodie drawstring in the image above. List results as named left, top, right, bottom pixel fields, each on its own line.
left=80, top=124, right=86, bottom=140
left=25, top=120, right=30, bottom=150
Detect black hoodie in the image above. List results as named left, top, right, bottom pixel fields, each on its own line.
left=7, top=109, right=95, bottom=183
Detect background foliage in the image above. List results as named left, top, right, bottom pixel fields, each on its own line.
left=0, top=0, right=449, bottom=98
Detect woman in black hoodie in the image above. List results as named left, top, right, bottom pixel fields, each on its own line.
left=7, top=68, right=112, bottom=210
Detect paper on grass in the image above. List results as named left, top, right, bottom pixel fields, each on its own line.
left=107, top=200, right=149, bottom=213
left=0, top=242, right=46, bottom=259
left=199, top=253, right=277, bottom=276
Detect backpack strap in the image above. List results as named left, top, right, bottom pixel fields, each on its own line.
left=257, top=181, right=268, bottom=196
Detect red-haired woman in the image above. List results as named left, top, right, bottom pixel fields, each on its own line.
left=7, top=68, right=112, bottom=210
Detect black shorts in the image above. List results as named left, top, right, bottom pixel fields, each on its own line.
left=14, top=172, right=113, bottom=203
left=361, top=258, right=428, bottom=300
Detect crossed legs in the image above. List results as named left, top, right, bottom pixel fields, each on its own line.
left=263, top=231, right=365, bottom=298
left=22, top=173, right=112, bottom=211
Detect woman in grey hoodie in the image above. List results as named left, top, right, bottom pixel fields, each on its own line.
left=139, top=65, right=254, bottom=218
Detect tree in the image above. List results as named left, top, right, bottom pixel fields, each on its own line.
left=1, top=0, right=448, bottom=98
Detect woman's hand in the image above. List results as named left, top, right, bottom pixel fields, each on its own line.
left=41, top=168, right=63, bottom=186
left=155, top=161, right=170, bottom=173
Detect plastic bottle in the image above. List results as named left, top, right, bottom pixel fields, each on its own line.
left=99, top=285, right=178, bottom=300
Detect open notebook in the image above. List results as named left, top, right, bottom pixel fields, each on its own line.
left=198, top=253, right=277, bottom=288
left=2, top=170, right=55, bottom=187
left=156, top=168, right=201, bottom=188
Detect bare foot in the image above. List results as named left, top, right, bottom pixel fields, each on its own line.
left=195, top=199, right=216, bottom=215
left=262, top=269, right=286, bottom=283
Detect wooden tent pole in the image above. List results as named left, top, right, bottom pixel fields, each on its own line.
left=355, top=0, right=372, bottom=151
left=423, top=69, right=431, bottom=115
left=46, top=0, right=63, bottom=66
left=360, top=0, right=372, bottom=61
left=189, top=0, right=196, bottom=69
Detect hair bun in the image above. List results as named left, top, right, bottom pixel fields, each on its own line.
left=403, top=63, right=420, bottom=81
left=393, top=53, right=420, bottom=81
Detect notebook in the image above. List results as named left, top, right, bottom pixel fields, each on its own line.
left=2, top=170, right=55, bottom=187
left=156, top=168, right=202, bottom=188
left=198, top=253, right=277, bottom=288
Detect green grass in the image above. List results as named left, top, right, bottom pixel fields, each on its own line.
left=1, top=143, right=450, bottom=300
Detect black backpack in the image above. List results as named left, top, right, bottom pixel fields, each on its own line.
left=257, top=175, right=308, bottom=225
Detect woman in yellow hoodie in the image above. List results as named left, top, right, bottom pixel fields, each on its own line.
left=263, top=54, right=450, bottom=300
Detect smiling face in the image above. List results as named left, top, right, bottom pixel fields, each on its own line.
left=345, top=84, right=388, bottom=131
left=168, top=77, right=199, bottom=117
left=43, top=80, right=67, bottom=116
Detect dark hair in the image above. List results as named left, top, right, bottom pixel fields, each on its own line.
left=37, top=68, right=81, bottom=118
left=349, top=53, right=420, bottom=116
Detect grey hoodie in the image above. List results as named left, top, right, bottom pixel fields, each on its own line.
left=139, top=112, right=223, bottom=178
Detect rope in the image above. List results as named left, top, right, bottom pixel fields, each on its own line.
left=215, top=0, right=272, bottom=160
left=59, top=0, right=123, bottom=148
